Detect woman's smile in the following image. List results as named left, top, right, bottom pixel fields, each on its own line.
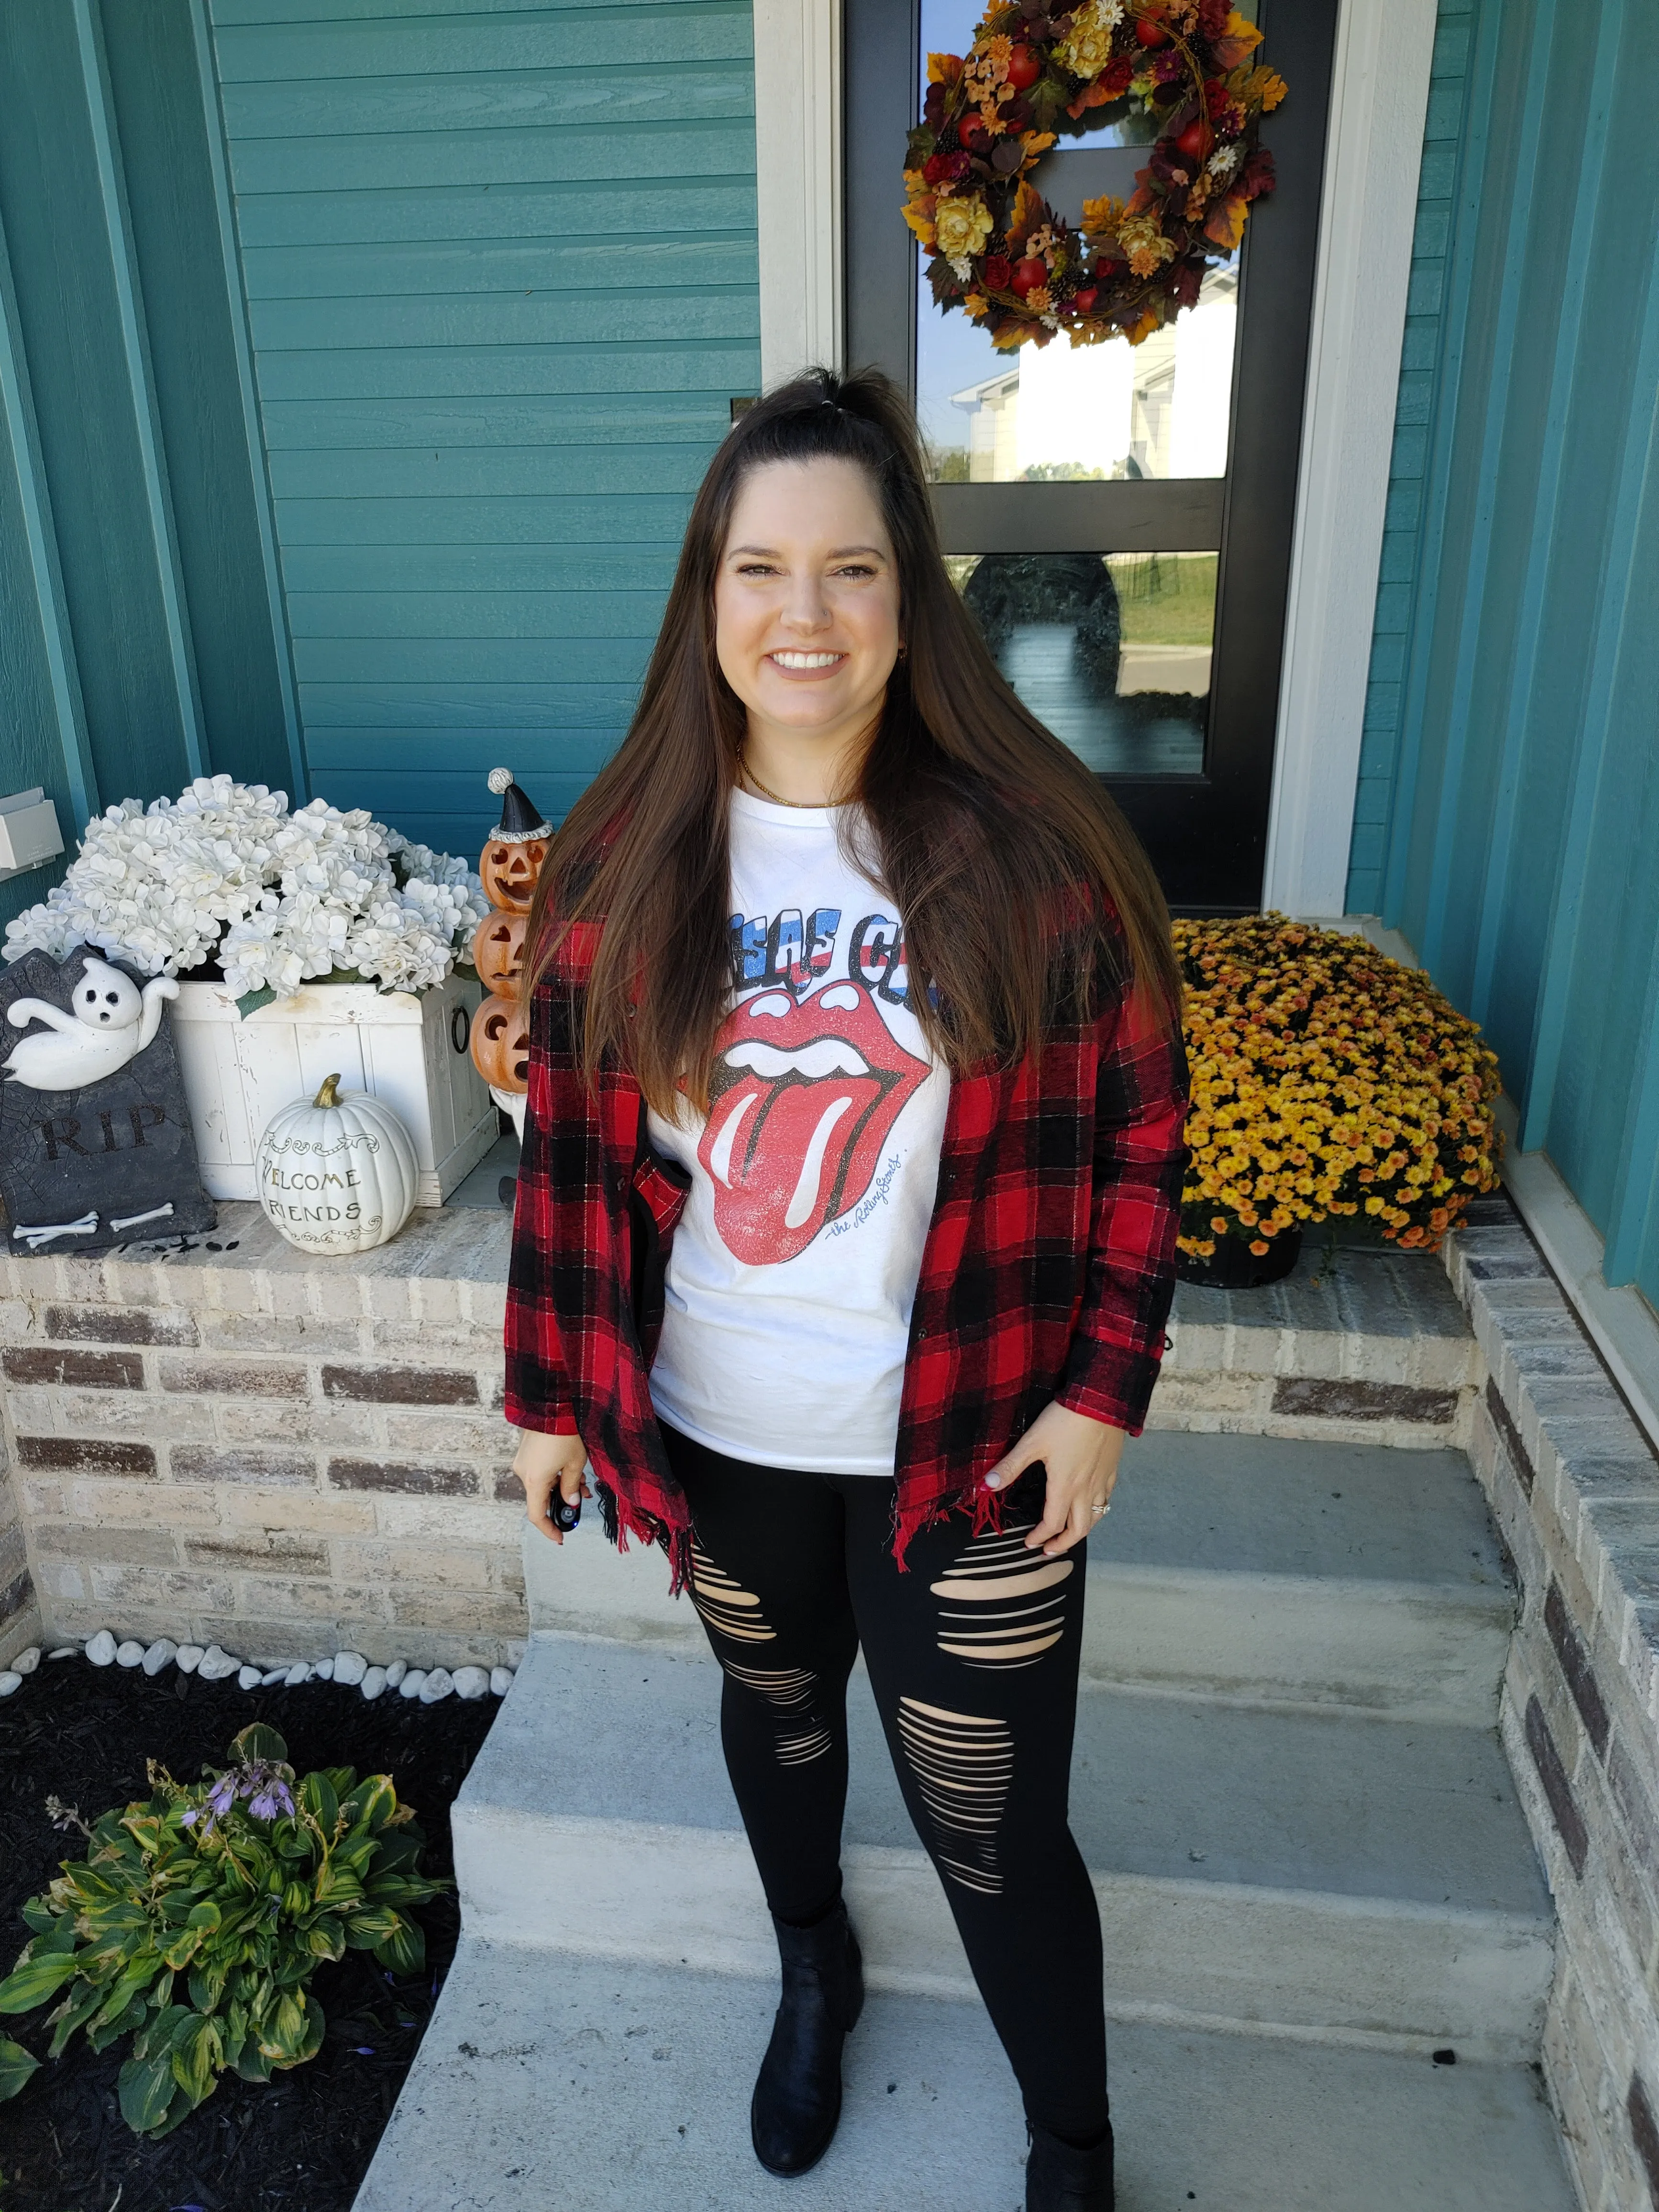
left=766, top=649, right=849, bottom=678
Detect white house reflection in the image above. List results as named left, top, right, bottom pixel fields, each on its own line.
left=933, top=265, right=1237, bottom=484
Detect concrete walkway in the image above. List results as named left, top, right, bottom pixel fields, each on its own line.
left=355, top=1429, right=1577, bottom=2210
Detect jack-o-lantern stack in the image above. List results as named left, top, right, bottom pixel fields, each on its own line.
left=469, top=768, right=551, bottom=1128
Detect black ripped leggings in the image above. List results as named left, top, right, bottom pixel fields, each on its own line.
left=662, top=1424, right=1108, bottom=2146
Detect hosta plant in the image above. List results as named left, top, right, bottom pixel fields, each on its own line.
left=0, top=1724, right=447, bottom=2138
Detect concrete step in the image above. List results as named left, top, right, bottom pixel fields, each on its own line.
left=524, top=1433, right=1516, bottom=1723
left=353, top=1940, right=1577, bottom=2212
left=453, top=1636, right=1554, bottom=2057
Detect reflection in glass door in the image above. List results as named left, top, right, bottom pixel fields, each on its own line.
left=845, top=0, right=1339, bottom=912
left=922, top=265, right=1236, bottom=484
left=950, top=552, right=1215, bottom=775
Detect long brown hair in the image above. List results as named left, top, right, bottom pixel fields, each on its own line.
left=523, top=366, right=1180, bottom=1115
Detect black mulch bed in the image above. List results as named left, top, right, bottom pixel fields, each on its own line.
left=0, top=1658, right=498, bottom=2212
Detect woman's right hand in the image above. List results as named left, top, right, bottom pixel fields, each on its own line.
left=511, top=1427, right=591, bottom=1544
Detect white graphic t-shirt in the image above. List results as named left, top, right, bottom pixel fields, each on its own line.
left=646, top=789, right=951, bottom=1475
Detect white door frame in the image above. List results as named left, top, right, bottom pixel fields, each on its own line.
left=752, top=0, right=1439, bottom=919
left=754, top=0, right=844, bottom=383
left=1261, top=0, right=1439, bottom=917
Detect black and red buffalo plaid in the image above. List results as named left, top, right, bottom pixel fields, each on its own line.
left=504, top=919, right=1188, bottom=1589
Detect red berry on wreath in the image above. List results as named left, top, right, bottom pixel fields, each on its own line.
left=1175, top=118, right=1213, bottom=164
left=1010, top=256, right=1048, bottom=297
left=1134, top=16, right=1170, bottom=47
left=1072, top=286, right=1099, bottom=314
left=1006, top=44, right=1041, bottom=90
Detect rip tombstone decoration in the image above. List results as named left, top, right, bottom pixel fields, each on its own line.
left=0, top=947, right=216, bottom=1253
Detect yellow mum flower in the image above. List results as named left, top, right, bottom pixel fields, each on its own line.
left=934, top=194, right=994, bottom=261
left=1173, top=915, right=1502, bottom=1261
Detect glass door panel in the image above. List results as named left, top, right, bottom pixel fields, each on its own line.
left=919, top=265, right=1237, bottom=483
left=847, top=0, right=1339, bottom=911
left=947, top=552, right=1215, bottom=775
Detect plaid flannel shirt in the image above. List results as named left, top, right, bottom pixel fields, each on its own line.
left=504, top=921, right=1188, bottom=1585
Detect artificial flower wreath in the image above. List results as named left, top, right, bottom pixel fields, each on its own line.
left=904, top=0, right=1287, bottom=352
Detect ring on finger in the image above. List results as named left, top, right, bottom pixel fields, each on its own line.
left=1089, top=1501, right=1110, bottom=1519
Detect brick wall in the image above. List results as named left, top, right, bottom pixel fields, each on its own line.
left=0, top=1205, right=527, bottom=1670
left=1447, top=1203, right=1659, bottom=2212
left=1159, top=1239, right=1481, bottom=1447
left=0, top=1419, right=40, bottom=1670
left=0, top=1201, right=1484, bottom=1676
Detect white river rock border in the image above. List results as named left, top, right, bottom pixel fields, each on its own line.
left=0, top=1632, right=511, bottom=1703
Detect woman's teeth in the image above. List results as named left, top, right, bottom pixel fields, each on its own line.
left=770, top=651, right=843, bottom=669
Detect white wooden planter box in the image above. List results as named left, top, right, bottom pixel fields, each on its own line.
left=171, top=971, right=497, bottom=1208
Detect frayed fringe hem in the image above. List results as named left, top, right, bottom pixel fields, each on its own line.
left=892, top=1479, right=1007, bottom=1573
left=593, top=1479, right=693, bottom=1594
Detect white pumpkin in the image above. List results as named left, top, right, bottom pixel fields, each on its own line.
left=256, top=1073, right=419, bottom=1255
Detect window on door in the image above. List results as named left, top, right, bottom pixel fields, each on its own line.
left=845, top=0, right=1338, bottom=912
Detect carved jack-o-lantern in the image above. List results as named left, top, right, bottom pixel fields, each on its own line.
left=472, top=909, right=528, bottom=996
left=472, top=770, right=552, bottom=1101
left=478, top=837, right=546, bottom=915
left=470, top=996, right=531, bottom=1095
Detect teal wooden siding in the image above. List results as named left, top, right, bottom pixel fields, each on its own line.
left=1343, top=0, right=1473, bottom=913
left=1349, top=0, right=1659, bottom=1307
left=204, top=0, right=760, bottom=855
left=0, top=0, right=301, bottom=938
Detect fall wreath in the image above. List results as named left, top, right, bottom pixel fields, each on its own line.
left=904, top=1, right=1286, bottom=352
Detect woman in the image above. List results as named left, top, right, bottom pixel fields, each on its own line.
left=506, top=368, right=1187, bottom=2212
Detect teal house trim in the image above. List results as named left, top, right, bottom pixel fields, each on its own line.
left=1348, top=0, right=1659, bottom=1307
left=0, top=0, right=759, bottom=930
left=0, top=0, right=304, bottom=934
left=206, top=0, right=760, bottom=856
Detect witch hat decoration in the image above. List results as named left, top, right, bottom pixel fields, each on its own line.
left=486, top=766, right=553, bottom=844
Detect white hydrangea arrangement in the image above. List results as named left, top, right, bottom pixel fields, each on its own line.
left=2, top=777, right=489, bottom=1001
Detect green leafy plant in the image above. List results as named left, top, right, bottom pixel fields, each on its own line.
left=0, top=1723, right=448, bottom=2138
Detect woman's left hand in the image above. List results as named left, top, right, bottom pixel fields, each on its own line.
left=983, top=1401, right=1128, bottom=1557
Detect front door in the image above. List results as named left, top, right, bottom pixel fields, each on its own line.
left=845, top=0, right=1338, bottom=912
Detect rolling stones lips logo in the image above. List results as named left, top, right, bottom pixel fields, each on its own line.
left=700, top=980, right=929, bottom=1265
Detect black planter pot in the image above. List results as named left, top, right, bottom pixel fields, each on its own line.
left=1176, top=1228, right=1304, bottom=1289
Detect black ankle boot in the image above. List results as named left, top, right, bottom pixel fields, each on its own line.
left=1026, top=2119, right=1116, bottom=2211
left=750, top=1901, right=864, bottom=2177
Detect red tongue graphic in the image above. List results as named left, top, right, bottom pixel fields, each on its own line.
left=697, top=978, right=930, bottom=1266
left=705, top=1071, right=887, bottom=1265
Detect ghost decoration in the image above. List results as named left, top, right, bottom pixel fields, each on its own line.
left=0, top=947, right=215, bottom=1253
left=4, top=956, right=179, bottom=1091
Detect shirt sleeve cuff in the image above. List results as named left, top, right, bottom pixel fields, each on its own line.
left=503, top=1390, right=580, bottom=1437
left=1055, top=1348, right=1162, bottom=1437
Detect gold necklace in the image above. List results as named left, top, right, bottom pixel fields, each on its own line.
left=738, top=752, right=832, bottom=809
